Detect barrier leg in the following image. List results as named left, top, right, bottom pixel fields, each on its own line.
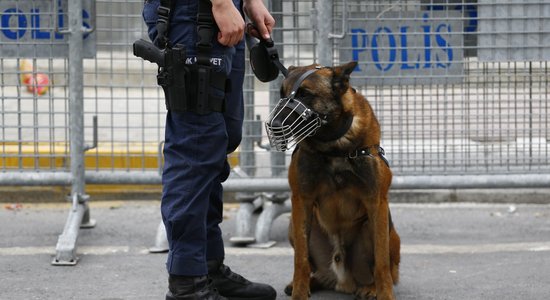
left=149, top=220, right=169, bottom=253
left=52, top=194, right=95, bottom=266
left=51, top=0, right=94, bottom=266
left=80, top=202, right=97, bottom=229
left=229, top=192, right=263, bottom=245
left=250, top=193, right=290, bottom=248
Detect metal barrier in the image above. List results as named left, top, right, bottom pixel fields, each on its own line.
left=1, top=0, right=549, bottom=258
left=332, top=0, right=550, bottom=177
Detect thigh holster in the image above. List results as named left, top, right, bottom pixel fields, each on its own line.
left=159, top=60, right=227, bottom=115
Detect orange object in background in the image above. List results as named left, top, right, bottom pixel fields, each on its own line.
left=20, top=59, right=50, bottom=95
left=26, top=73, right=50, bottom=95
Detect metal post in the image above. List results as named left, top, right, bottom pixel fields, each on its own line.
left=52, top=0, right=95, bottom=266
left=247, top=0, right=289, bottom=247
left=269, top=0, right=285, bottom=178
left=316, top=0, right=333, bottom=66
left=228, top=34, right=261, bottom=246
left=241, top=44, right=256, bottom=176
left=232, top=0, right=289, bottom=248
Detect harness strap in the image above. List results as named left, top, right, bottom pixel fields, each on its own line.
left=155, top=0, right=174, bottom=49
left=155, top=0, right=217, bottom=63
left=196, top=0, right=216, bottom=66
left=288, top=67, right=321, bottom=97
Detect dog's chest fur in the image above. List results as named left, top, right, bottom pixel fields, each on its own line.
left=297, top=152, right=379, bottom=239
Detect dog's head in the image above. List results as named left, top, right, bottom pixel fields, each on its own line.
left=265, top=61, right=357, bottom=151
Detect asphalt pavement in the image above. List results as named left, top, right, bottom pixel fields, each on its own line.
left=1, top=200, right=550, bottom=300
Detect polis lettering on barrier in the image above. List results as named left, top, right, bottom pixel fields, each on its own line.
left=351, top=13, right=454, bottom=72
left=1, top=7, right=91, bottom=40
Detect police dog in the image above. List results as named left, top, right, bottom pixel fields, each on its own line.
left=267, top=62, right=400, bottom=300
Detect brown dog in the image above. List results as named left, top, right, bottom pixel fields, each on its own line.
left=268, top=62, right=400, bottom=300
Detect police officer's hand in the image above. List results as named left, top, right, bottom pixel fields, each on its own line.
left=211, top=0, right=245, bottom=47
left=243, top=0, right=275, bottom=40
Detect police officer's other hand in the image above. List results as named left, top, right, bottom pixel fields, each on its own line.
left=211, top=0, right=245, bottom=47
left=243, top=0, right=275, bottom=41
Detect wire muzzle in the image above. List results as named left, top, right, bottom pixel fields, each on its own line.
left=265, top=95, right=322, bottom=151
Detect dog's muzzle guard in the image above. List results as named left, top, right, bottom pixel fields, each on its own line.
left=265, top=68, right=325, bottom=151
left=265, top=93, right=322, bottom=151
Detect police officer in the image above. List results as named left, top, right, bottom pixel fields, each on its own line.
left=141, top=0, right=276, bottom=299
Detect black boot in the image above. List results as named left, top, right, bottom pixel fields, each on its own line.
left=207, top=260, right=277, bottom=300
left=166, top=275, right=227, bottom=300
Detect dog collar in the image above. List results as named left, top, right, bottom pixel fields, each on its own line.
left=348, top=145, right=383, bottom=158
left=317, top=145, right=390, bottom=167
left=348, top=145, right=390, bottom=167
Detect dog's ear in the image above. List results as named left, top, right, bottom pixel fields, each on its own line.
left=332, top=61, right=358, bottom=94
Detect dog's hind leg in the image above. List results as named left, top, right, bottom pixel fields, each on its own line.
left=389, top=214, right=401, bottom=284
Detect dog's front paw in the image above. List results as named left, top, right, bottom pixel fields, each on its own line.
left=291, top=283, right=311, bottom=300
left=284, top=282, right=293, bottom=296
left=291, top=290, right=310, bottom=300
left=355, top=284, right=376, bottom=300
left=375, top=290, right=395, bottom=300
